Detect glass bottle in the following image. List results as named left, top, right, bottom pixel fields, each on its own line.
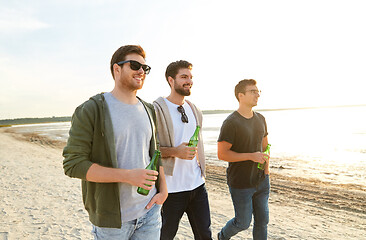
left=188, top=126, right=200, bottom=147
left=258, top=144, right=271, bottom=170
left=137, top=150, right=160, bottom=196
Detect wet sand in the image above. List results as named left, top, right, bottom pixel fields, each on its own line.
left=0, top=127, right=365, bottom=239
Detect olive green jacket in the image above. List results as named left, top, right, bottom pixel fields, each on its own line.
left=63, top=93, right=158, bottom=228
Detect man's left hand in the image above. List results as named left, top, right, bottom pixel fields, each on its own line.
left=145, top=192, right=168, bottom=209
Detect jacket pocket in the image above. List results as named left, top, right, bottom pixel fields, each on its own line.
left=95, top=183, right=119, bottom=215
left=82, top=182, right=116, bottom=213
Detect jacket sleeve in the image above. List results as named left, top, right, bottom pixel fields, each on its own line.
left=62, top=102, right=95, bottom=180
left=152, top=99, right=176, bottom=176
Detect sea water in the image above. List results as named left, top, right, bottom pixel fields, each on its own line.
left=10, top=105, right=366, bottom=187
left=204, top=106, right=366, bottom=187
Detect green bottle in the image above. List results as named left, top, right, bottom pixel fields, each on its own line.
left=188, top=126, right=200, bottom=147
left=258, top=144, right=271, bottom=170
left=137, top=150, right=160, bottom=196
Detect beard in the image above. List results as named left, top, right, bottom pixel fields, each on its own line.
left=174, top=83, right=191, bottom=96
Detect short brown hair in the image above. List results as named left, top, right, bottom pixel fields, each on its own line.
left=235, top=79, right=257, bottom=101
left=110, top=45, right=146, bottom=78
left=165, top=60, right=192, bottom=85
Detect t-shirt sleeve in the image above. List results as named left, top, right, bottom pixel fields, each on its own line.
left=263, top=115, right=268, bottom=137
left=218, top=120, right=236, bottom=145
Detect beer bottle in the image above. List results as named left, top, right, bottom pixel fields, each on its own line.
left=258, top=144, right=271, bottom=170
left=137, top=150, right=160, bottom=196
left=188, top=126, right=200, bottom=147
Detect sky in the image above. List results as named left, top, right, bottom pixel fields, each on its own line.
left=1, top=0, right=365, bottom=119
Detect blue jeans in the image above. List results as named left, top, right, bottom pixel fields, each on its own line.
left=218, top=175, right=270, bottom=240
left=92, top=204, right=162, bottom=240
left=160, top=183, right=212, bottom=240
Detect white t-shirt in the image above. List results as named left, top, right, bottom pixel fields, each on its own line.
left=163, top=98, right=205, bottom=193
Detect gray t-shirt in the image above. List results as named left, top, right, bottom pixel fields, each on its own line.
left=104, top=92, right=157, bottom=223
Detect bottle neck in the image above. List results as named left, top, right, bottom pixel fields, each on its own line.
left=194, top=126, right=200, bottom=133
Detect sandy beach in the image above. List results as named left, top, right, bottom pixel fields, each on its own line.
left=0, top=127, right=365, bottom=240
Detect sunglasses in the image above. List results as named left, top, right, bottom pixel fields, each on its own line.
left=245, top=90, right=261, bottom=95
left=117, top=60, right=151, bottom=75
left=177, top=105, right=189, bottom=123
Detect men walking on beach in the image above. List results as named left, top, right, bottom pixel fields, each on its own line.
left=153, top=60, right=212, bottom=239
left=217, top=79, right=270, bottom=240
left=63, top=45, right=168, bottom=239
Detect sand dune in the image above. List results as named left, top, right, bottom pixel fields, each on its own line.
left=0, top=128, right=365, bottom=239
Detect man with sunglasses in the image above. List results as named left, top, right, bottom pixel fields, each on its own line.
left=153, top=60, right=212, bottom=239
left=63, top=45, right=168, bottom=239
left=217, top=79, right=270, bottom=240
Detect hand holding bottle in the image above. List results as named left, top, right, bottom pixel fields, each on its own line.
left=175, top=142, right=197, bottom=160
left=251, top=152, right=269, bottom=164
left=127, top=169, right=158, bottom=188
left=176, top=125, right=200, bottom=160
left=137, top=150, right=160, bottom=196
left=258, top=144, right=271, bottom=170
left=188, top=126, right=200, bottom=147
left=164, top=126, right=200, bottom=161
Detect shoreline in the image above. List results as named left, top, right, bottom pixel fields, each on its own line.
left=205, top=164, right=366, bottom=215
left=1, top=128, right=366, bottom=239
left=5, top=127, right=366, bottom=214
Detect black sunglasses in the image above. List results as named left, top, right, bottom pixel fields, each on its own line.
left=177, top=106, right=188, bottom=123
left=117, top=60, right=151, bottom=75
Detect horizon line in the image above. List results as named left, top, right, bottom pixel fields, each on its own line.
left=202, top=103, right=366, bottom=114
left=1, top=104, right=366, bottom=121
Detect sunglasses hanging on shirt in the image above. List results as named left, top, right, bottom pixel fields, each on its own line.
left=177, top=105, right=189, bottom=123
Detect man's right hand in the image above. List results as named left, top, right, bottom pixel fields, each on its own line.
left=251, top=152, right=269, bottom=164
left=126, top=169, right=159, bottom=190
left=175, top=142, right=197, bottom=160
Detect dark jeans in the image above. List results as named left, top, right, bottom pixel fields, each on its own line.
left=218, top=175, right=270, bottom=240
left=160, top=183, right=212, bottom=240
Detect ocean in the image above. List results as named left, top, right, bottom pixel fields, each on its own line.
left=10, top=105, right=366, bottom=188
